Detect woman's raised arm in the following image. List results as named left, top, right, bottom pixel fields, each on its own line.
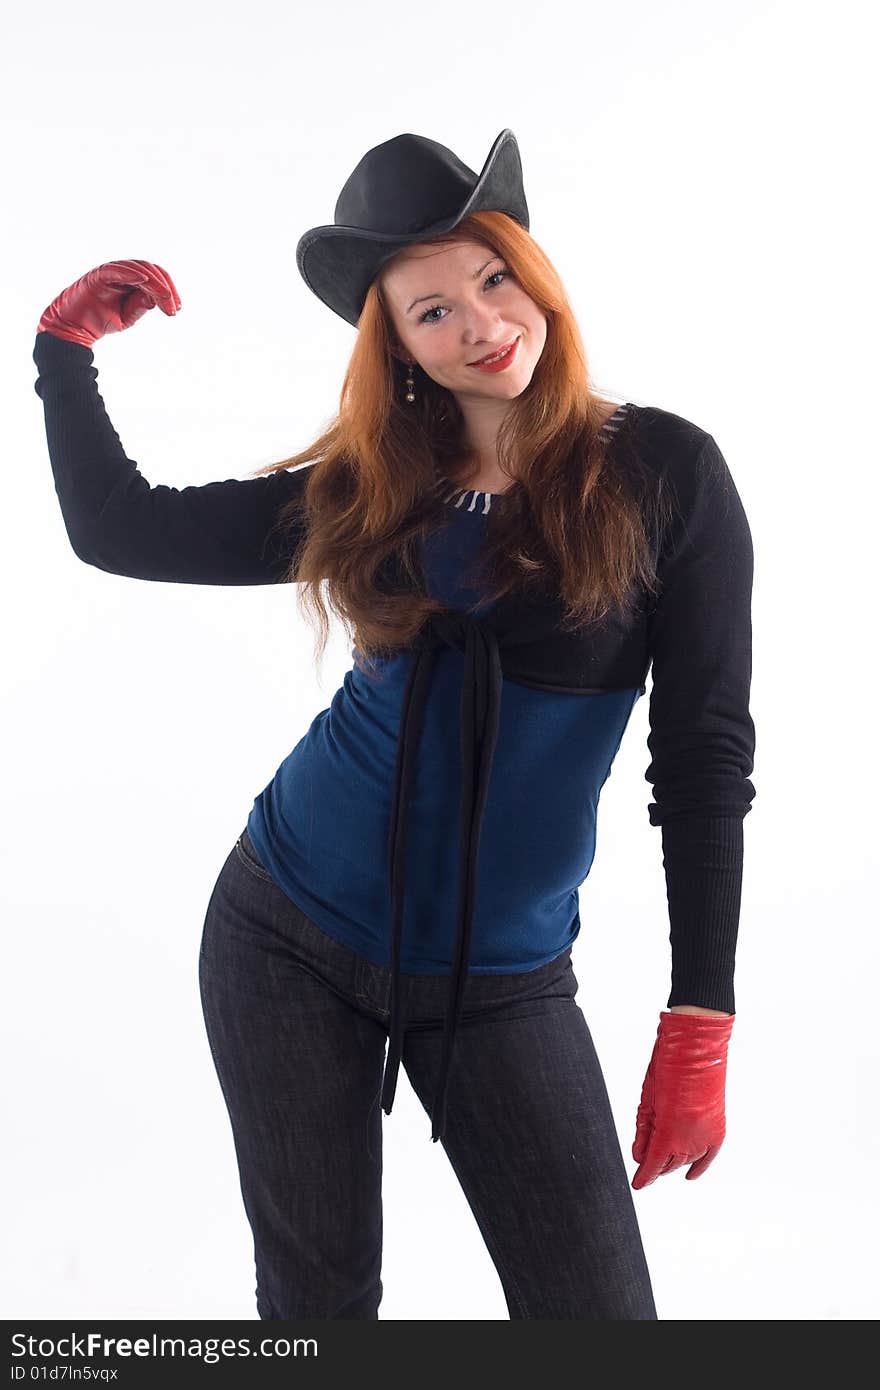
left=33, top=262, right=311, bottom=586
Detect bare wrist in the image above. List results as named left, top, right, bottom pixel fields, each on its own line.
left=668, top=1004, right=732, bottom=1016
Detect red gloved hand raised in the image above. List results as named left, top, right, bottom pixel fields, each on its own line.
left=36, top=259, right=181, bottom=348
left=631, top=1010, right=734, bottom=1190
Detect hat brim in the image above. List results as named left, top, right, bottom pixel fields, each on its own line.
left=296, top=128, right=529, bottom=328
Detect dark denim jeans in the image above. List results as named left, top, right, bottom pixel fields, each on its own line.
left=197, top=827, right=658, bottom=1320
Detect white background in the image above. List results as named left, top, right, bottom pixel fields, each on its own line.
left=3, top=0, right=877, bottom=1322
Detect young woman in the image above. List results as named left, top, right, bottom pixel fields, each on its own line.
left=33, top=128, right=755, bottom=1321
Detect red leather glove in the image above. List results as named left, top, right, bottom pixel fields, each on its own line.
left=36, top=259, right=181, bottom=347
left=632, top=1010, right=734, bottom=1190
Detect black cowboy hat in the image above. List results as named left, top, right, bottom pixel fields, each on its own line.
left=295, top=128, right=529, bottom=328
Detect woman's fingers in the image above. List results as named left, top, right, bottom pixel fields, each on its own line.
left=685, top=1144, right=721, bottom=1181
left=130, top=259, right=180, bottom=313
left=95, top=260, right=181, bottom=314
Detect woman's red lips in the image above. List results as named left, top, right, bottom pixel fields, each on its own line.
left=467, top=336, right=520, bottom=368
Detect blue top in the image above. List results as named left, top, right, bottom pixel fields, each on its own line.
left=245, top=407, right=642, bottom=974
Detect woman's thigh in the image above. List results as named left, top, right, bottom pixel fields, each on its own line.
left=198, top=832, right=388, bottom=1319
left=401, top=961, right=658, bottom=1320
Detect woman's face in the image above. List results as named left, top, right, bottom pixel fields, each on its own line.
left=381, top=238, right=548, bottom=404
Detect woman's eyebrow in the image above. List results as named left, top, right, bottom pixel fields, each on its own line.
left=406, top=256, right=499, bottom=314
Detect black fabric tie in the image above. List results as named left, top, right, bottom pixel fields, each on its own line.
left=380, top=609, right=503, bottom=1142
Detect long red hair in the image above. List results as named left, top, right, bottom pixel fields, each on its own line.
left=252, top=211, right=668, bottom=680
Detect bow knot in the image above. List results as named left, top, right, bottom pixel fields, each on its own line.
left=415, top=609, right=487, bottom=652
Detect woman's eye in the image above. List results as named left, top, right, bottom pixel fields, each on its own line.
left=419, top=269, right=509, bottom=324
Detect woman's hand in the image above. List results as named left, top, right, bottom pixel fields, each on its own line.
left=631, top=1009, right=734, bottom=1189
left=36, top=259, right=181, bottom=347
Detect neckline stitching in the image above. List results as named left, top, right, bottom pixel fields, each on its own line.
left=433, top=403, right=632, bottom=506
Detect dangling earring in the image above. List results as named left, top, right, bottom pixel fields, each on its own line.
left=404, top=361, right=416, bottom=404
